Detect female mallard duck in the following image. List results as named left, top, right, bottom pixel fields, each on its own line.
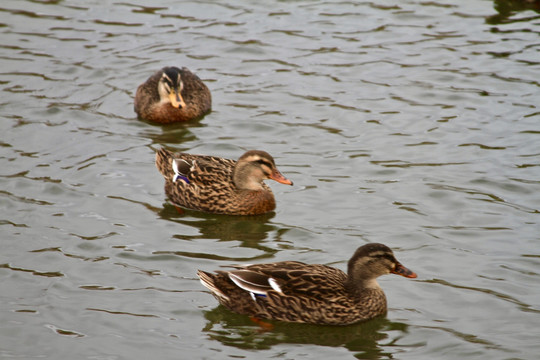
left=134, top=66, right=211, bottom=123
left=198, top=243, right=417, bottom=325
left=155, top=148, right=293, bottom=215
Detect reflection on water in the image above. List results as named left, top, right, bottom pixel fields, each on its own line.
left=487, top=0, right=540, bottom=24
left=155, top=204, right=279, bottom=262
left=202, top=306, right=410, bottom=359
left=143, top=124, right=202, bottom=147
left=158, top=204, right=276, bottom=241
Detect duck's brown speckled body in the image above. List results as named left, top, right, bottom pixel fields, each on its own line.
left=198, top=243, right=417, bottom=325
left=155, top=148, right=292, bottom=215
left=134, top=67, right=211, bottom=123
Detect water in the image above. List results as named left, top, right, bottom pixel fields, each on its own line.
left=1, top=0, right=539, bottom=359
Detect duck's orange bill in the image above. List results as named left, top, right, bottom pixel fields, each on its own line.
left=392, top=263, right=417, bottom=278
left=169, top=91, right=186, bottom=109
left=270, top=169, right=293, bottom=186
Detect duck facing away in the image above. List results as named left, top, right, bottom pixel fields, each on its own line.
left=198, top=243, right=417, bottom=325
left=155, top=148, right=293, bottom=216
left=134, top=66, right=211, bottom=123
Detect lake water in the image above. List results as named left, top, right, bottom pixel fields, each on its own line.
left=1, top=0, right=539, bottom=359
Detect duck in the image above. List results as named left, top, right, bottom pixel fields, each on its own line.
left=134, top=66, right=211, bottom=123
left=155, top=148, right=293, bottom=215
left=198, top=243, right=417, bottom=325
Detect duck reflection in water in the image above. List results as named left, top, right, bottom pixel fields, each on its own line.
left=202, top=306, right=408, bottom=358
left=156, top=204, right=286, bottom=262
left=487, top=0, right=540, bottom=24
left=158, top=203, right=276, bottom=242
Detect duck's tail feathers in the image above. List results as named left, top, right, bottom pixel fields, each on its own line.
left=197, top=270, right=230, bottom=301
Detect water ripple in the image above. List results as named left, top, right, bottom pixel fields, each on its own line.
left=1, top=0, right=540, bottom=358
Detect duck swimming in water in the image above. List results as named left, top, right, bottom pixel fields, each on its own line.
left=134, top=66, right=211, bottom=123
left=198, top=243, right=417, bottom=325
left=155, top=148, right=293, bottom=215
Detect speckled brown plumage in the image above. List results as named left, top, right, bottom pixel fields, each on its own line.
left=155, top=148, right=293, bottom=216
left=198, top=243, right=417, bottom=325
left=134, top=66, right=211, bottom=123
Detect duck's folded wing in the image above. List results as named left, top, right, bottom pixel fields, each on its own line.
left=181, top=157, right=235, bottom=186
left=228, top=270, right=284, bottom=296
left=172, top=158, right=193, bottom=183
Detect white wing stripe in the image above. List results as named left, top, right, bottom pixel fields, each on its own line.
left=268, top=278, right=283, bottom=293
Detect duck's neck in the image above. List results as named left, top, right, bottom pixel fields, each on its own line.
left=232, top=165, right=265, bottom=191
left=234, top=176, right=264, bottom=191
left=345, top=275, right=382, bottom=296
left=346, top=278, right=387, bottom=315
left=361, top=278, right=381, bottom=290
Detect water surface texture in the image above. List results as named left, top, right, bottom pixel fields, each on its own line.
left=1, top=0, right=540, bottom=359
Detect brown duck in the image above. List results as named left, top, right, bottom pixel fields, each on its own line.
left=198, top=243, right=417, bottom=325
left=134, top=66, right=211, bottom=123
left=155, top=148, right=293, bottom=215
